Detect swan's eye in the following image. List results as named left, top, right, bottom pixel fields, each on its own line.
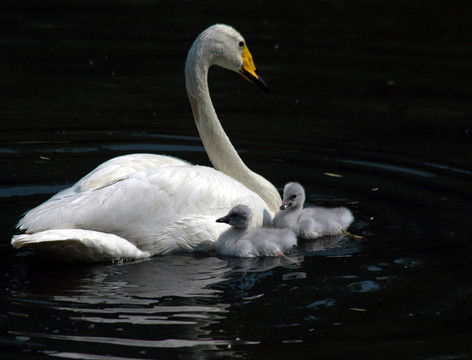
left=239, top=41, right=245, bottom=47
left=291, top=195, right=297, bottom=199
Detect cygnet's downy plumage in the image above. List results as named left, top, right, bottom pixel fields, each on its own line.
left=216, top=205, right=297, bottom=257
left=272, top=182, right=354, bottom=239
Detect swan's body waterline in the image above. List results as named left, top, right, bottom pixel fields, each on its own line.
left=12, top=24, right=281, bottom=261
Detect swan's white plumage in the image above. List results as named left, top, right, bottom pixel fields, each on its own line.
left=12, top=230, right=151, bottom=262
left=12, top=24, right=281, bottom=261
left=50, top=154, right=189, bottom=200
left=17, top=166, right=271, bottom=256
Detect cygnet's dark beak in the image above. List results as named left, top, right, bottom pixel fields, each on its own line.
left=216, top=216, right=229, bottom=224
left=279, top=200, right=291, bottom=210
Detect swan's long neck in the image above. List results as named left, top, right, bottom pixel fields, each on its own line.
left=185, top=38, right=281, bottom=215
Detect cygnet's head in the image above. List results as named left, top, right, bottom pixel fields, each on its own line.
left=280, top=182, right=306, bottom=210
left=185, top=24, right=268, bottom=94
left=216, top=204, right=253, bottom=228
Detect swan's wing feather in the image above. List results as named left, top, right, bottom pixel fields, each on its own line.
left=17, top=165, right=269, bottom=256
left=12, top=229, right=151, bottom=262
left=50, top=154, right=189, bottom=201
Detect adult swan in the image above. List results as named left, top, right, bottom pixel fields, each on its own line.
left=12, top=24, right=281, bottom=262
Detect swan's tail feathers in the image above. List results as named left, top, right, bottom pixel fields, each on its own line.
left=11, top=229, right=151, bottom=262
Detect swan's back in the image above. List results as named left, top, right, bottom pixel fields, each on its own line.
left=19, top=166, right=272, bottom=255
left=50, top=154, right=189, bottom=201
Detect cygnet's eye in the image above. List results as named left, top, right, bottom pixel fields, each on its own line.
left=239, top=41, right=245, bottom=47
left=291, top=194, right=297, bottom=199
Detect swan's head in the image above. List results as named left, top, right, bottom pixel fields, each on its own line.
left=280, top=182, right=306, bottom=210
left=216, top=204, right=253, bottom=228
left=186, top=24, right=268, bottom=92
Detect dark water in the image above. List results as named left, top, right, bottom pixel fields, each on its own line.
left=1, top=1, right=471, bottom=359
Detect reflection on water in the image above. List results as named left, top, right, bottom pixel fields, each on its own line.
left=7, top=255, right=234, bottom=357
left=297, top=235, right=363, bottom=256
left=4, top=240, right=366, bottom=358
left=341, top=158, right=436, bottom=178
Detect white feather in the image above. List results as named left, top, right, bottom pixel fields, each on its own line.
left=273, top=182, right=354, bottom=238
left=50, top=154, right=189, bottom=200
left=13, top=24, right=280, bottom=262
left=12, top=229, right=151, bottom=262
left=18, top=167, right=271, bottom=257
left=216, top=205, right=297, bottom=258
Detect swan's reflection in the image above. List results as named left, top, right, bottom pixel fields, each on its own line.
left=7, top=238, right=359, bottom=358
left=296, top=235, right=363, bottom=257
left=61, top=254, right=230, bottom=302
left=9, top=254, right=242, bottom=357
left=223, top=254, right=302, bottom=273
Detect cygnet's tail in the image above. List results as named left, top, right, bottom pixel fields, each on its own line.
left=301, top=206, right=354, bottom=237
left=337, top=207, right=354, bottom=230
left=12, top=229, right=151, bottom=262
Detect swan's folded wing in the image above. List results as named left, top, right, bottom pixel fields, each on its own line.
left=16, top=165, right=271, bottom=256
left=12, top=229, right=151, bottom=262
left=49, top=154, right=190, bottom=201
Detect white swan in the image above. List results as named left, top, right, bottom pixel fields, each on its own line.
left=215, top=205, right=297, bottom=258
left=272, top=182, right=354, bottom=238
left=12, top=24, right=282, bottom=261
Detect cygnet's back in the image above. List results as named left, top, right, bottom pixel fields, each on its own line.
left=216, top=205, right=297, bottom=257
left=273, top=182, right=354, bottom=239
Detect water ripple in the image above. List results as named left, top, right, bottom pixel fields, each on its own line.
left=9, top=331, right=259, bottom=348
left=347, top=280, right=381, bottom=293
left=341, top=159, right=435, bottom=178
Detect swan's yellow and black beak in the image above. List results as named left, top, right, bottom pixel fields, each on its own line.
left=240, top=46, right=269, bottom=92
